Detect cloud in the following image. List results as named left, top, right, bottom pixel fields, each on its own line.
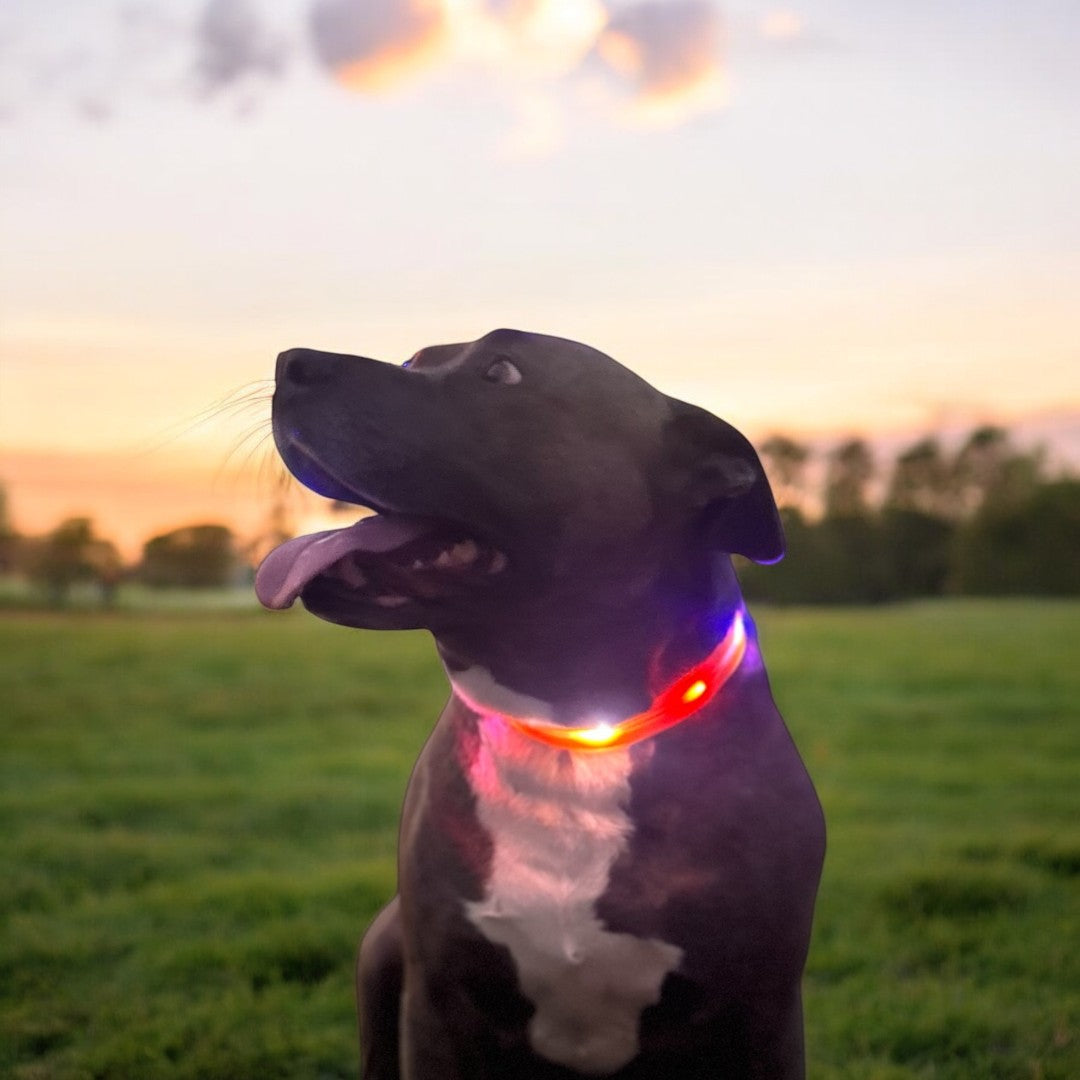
left=302, top=0, right=726, bottom=140
left=2, top=0, right=731, bottom=142
left=308, top=0, right=448, bottom=92
left=192, top=0, right=287, bottom=96
left=450, top=0, right=608, bottom=159
left=593, top=1, right=725, bottom=125
left=302, top=0, right=609, bottom=157
left=1, top=2, right=287, bottom=121
left=597, top=2, right=719, bottom=97
left=468, top=0, right=608, bottom=77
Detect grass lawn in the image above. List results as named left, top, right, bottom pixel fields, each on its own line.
left=1, top=600, right=1077, bottom=1079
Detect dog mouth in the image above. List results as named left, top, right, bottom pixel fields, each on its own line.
left=255, top=512, right=508, bottom=614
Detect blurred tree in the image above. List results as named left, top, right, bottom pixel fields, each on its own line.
left=956, top=480, right=1080, bottom=595
left=743, top=426, right=1072, bottom=602
left=951, top=425, right=1043, bottom=514
left=141, top=524, right=237, bottom=588
left=950, top=426, right=1047, bottom=594
left=814, top=514, right=889, bottom=603
left=0, top=481, right=19, bottom=573
left=983, top=450, right=1045, bottom=510
left=880, top=438, right=956, bottom=597
left=89, top=540, right=124, bottom=607
left=824, top=439, right=874, bottom=519
left=759, top=435, right=811, bottom=513
left=951, top=425, right=1008, bottom=514
left=28, top=517, right=121, bottom=606
left=885, top=437, right=952, bottom=518
left=816, top=440, right=885, bottom=600
left=880, top=509, right=955, bottom=597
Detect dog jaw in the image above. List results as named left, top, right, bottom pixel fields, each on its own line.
left=255, top=512, right=510, bottom=628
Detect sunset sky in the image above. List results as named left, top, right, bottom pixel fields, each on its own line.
left=2, top=0, right=1078, bottom=558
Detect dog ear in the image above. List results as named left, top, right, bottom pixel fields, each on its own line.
left=668, top=401, right=785, bottom=565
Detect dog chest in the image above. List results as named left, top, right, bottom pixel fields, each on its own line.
left=464, top=713, right=683, bottom=1075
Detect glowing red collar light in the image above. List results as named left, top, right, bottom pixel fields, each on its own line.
left=506, top=610, right=747, bottom=752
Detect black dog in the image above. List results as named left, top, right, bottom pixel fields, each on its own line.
left=256, top=329, right=824, bottom=1079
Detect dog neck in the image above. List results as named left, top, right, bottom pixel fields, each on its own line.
left=437, top=557, right=757, bottom=731
left=453, top=607, right=747, bottom=751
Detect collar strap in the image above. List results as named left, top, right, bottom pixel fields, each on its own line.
left=504, top=609, right=747, bottom=752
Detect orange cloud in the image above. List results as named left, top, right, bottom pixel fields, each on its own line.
left=594, top=1, right=726, bottom=126
left=309, top=0, right=449, bottom=93
left=451, top=0, right=608, bottom=78
left=307, top=1, right=727, bottom=135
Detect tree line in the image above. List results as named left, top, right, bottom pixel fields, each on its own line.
left=738, top=425, right=1080, bottom=603
left=0, top=509, right=252, bottom=606
left=1, top=422, right=1077, bottom=607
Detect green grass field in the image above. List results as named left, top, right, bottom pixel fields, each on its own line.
left=1, top=601, right=1077, bottom=1079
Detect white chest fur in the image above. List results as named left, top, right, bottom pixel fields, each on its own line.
left=464, top=707, right=684, bottom=1076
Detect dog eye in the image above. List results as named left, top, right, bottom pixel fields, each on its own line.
left=483, top=358, right=522, bottom=385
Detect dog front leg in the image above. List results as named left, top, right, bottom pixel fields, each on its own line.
left=357, top=897, right=404, bottom=1080
left=398, top=976, right=473, bottom=1080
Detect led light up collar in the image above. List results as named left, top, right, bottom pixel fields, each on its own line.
left=505, top=609, right=747, bottom=752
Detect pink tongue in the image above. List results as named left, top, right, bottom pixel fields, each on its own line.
left=255, top=515, right=432, bottom=609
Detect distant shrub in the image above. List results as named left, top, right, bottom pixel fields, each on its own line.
left=140, top=523, right=238, bottom=588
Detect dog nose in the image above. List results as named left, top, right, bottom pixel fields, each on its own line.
left=276, top=348, right=336, bottom=387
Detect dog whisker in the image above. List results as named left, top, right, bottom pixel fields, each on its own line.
left=135, top=379, right=275, bottom=456
left=213, top=425, right=274, bottom=489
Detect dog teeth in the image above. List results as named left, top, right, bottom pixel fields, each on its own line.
left=404, top=540, right=488, bottom=574
left=430, top=541, right=478, bottom=570
left=488, top=551, right=508, bottom=574
left=449, top=540, right=479, bottom=566
left=374, top=594, right=409, bottom=607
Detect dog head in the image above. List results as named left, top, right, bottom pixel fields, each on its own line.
left=256, top=329, right=782, bottom=633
